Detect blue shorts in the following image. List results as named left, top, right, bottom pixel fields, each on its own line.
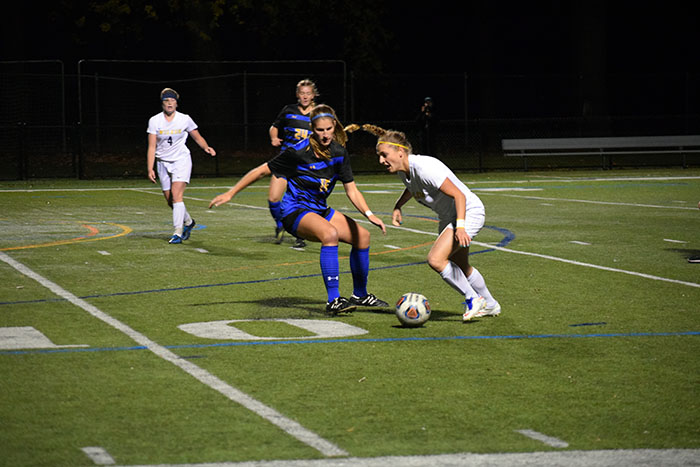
left=282, top=207, right=334, bottom=237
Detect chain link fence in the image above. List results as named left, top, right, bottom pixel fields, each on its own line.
left=1, top=60, right=698, bottom=180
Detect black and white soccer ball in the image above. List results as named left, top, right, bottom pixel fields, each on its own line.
left=395, top=293, right=431, bottom=327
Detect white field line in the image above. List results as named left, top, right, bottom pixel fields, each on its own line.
left=1, top=173, right=697, bottom=193
left=482, top=193, right=698, bottom=210
left=113, top=448, right=700, bottom=467
left=81, top=446, right=116, bottom=465
left=191, top=196, right=700, bottom=289
left=515, top=429, right=569, bottom=448
left=0, top=251, right=348, bottom=458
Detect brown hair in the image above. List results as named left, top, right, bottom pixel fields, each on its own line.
left=308, top=104, right=349, bottom=159
left=362, top=124, right=413, bottom=154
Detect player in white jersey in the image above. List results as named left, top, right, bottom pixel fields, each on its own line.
left=363, top=124, right=500, bottom=321
left=146, top=88, right=216, bottom=244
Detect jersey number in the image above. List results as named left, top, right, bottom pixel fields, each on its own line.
left=167, top=136, right=173, bottom=145
left=293, top=129, right=310, bottom=141
left=319, top=179, right=330, bottom=192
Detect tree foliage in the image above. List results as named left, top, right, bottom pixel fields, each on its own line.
left=15, top=0, right=394, bottom=73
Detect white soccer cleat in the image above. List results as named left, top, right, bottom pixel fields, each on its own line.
left=462, top=296, right=486, bottom=322
left=475, top=302, right=501, bottom=318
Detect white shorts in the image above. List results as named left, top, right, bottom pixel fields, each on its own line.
left=156, top=157, right=192, bottom=191
left=438, top=204, right=485, bottom=239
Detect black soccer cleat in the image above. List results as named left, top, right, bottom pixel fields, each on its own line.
left=349, top=293, right=389, bottom=307
left=325, top=297, right=356, bottom=316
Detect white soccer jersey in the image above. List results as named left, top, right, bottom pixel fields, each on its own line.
left=398, top=154, right=483, bottom=222
left=147, top=111, right=198, bottom=162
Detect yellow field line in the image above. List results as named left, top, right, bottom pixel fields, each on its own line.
left=0, top=222, right=133, bottom=251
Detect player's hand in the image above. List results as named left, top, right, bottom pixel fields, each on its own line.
left=455, top=229, right=471, bottom=248
left=209, top=192, right=232, bottom=208
left=148, top=169, right=157, bottom=184
left=205, top=146, right=216, bottom=157
left=270, top=138, right=282, bottom=147
left=391, top=209, right=403, bottom=226
left=368, top=215, right=387, bottom=235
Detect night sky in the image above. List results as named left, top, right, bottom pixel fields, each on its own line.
left=3, top=1, right=698, bottom=75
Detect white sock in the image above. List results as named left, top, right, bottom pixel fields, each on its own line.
left=439, top=261, right=478, bottom=299
left=468, top=267, right=497, bottom=307
left=173, top=202, right=186, bottom=235
left=184, top=211, right=193, bottom=226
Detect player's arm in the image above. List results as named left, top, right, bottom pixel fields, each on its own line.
left=438, top=178, right=470, bottom=247
left=343, top=181, right=386, bottom=234
left=391, top=188, right=413, bottom=226
left=146, top=133, right=157, bottom=183
left=189, top=129, right=216, bottom=156
left=269, top=125, right=282, bottom=147
left=209, top=163, right=271, bottom=208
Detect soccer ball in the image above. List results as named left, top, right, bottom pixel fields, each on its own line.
left=395, top=293, right=431, bottom=327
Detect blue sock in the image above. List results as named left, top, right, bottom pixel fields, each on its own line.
left=268, top=201, right=283, bottom=229
left=350, top=247, right=369, bottom=298
left=320, top=245, right=340, bottom=302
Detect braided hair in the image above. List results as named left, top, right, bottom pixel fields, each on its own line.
left=361, top=124, right=413, bottom=154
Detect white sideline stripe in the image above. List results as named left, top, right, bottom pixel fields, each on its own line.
left=360, top=222, right=700, bottom=289
left=486, top=193, right=698, bottom=210
left=212, top=199, right=699, bottom=289
left=201, top=199, right=700, bottom=289
left=114, top=449, right=700, bottom=467
left=474, top=241, right=700, bottom=289
left=664, top=238, right=687, bottom=244
left=81, top=446, right=116, bottom=465
left=0, top=252, right=348, bottom=458
left=569, top=241, right=591, bottom=245
left=515, top=429, right=569, bottom=448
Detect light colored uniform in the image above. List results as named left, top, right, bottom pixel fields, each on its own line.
left=147, top=111, right=197, bottom=191
left=398, top=154, right=485, bottom=237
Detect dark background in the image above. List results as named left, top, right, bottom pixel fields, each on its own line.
left=4, top=1, right=698, bottom=75
left=2, top=1, right=699, bottom=178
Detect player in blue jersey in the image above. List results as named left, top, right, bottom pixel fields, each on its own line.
left=210, top=105, right=388, bottom=315
left=268, top=79, right=319, bottom=249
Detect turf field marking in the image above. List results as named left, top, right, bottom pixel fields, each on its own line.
left=483, top=193, right=698, bottom=210
left=0, top=326, right=88, bottom=350
left=0, top=222, right=132, bottom=251
left=474, top=241, right=700, bottom=288
left=360, top=221, right=700, bottom=289
left=75, top=448, right=700, bottom=466
left=98, top=250, right=111, bottom=255
left=5, top=331, right=698, bottom=356
left=569, top=241, right=591, bottom=245
left=663, top=238, right=687, bottom=244
left=515, top=429, right=569, bottom=448
left=81, top=446, right=116, bottom=465
left=0, top=251, right=349, bottom=458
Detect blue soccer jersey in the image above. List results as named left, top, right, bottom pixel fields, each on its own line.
left=268, top=139, right=354, bottom=216
left=271, top=104, right=313, bottom=151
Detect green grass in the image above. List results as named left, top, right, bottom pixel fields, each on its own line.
left=1, top=168, right=699, bottom=466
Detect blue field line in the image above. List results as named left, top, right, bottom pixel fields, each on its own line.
left=2, top=330, right=698, bottom=356
left=0, top=225, right=513, bottom=307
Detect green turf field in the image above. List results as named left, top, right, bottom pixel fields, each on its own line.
left=1, top=168, right=699, bottom=466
